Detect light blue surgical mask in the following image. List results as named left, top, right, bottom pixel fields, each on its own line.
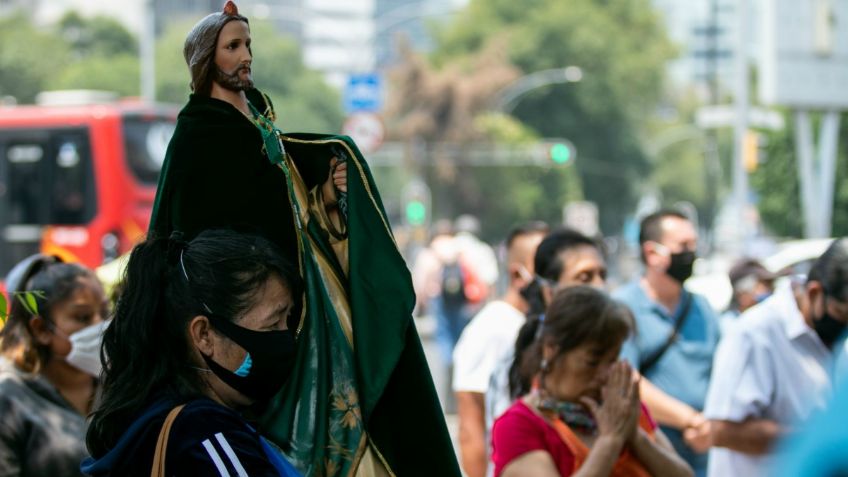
left=234, top=353, right=253, bottom=377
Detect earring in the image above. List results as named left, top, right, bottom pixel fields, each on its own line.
left=540, top=358, right=548, bottom=372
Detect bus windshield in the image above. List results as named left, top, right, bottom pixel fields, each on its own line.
left=122, top=116, right=175, bottom=185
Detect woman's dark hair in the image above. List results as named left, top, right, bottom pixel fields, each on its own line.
left=510, top=228, right=602, bottom=396
left=509, top=286, right=632, bottom=398
left=0, top=257, right=95, bottom=373
left=86, top=229, right=301, bottom=457
left=808, top=237, right=848, bottom=301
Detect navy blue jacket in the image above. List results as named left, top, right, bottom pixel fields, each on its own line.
left=82, top=397, right=300, bottom=477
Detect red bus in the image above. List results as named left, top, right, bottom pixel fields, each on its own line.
left=0, top=92, right=177, bottom=285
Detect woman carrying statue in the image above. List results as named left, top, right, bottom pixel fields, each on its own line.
left=136, top=2, right=459, bottom=476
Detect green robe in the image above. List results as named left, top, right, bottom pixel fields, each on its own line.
left=150, top=90, right=460, bottom=477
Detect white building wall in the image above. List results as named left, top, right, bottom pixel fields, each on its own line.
left=302, top=0, right=374, bottom=88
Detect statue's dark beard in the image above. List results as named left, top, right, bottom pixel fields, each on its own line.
left=214, top=64, right=254, bottom=92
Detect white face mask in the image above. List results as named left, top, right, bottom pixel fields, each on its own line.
left=63, top=320, right=110, bottom=377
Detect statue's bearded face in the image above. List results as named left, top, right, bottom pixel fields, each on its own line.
left=214, top=20, right=254, bottom=91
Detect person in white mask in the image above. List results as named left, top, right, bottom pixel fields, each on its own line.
left=0, top=254, right=108, bottom=476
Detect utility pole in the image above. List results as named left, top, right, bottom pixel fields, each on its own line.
left=703, top=0, right=722, bottom=248
left=732, top=0, right=750, bottom=249
left=140, top=0, right=156, bottom=102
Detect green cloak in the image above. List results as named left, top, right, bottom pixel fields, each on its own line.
left=150, top=90, right=460, bottom=477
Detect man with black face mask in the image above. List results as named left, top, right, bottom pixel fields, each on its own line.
left=614, top=209, right=720, bottom=477
left=703, top=238, right=848, bottom=477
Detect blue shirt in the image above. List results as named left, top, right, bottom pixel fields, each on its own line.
left=614, top=280, right=720, bottom=409
left=614, top=280, right=720, bottom=477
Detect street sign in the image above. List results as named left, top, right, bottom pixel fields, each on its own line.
left=760, top=0, right=848, bottom=108
left=343, top=73, right=383, bottom=113
left=342, top=113, right=385, bottom=154
left=563, top=201, right=599, bottom=237
left=695, top=105, right=785, bottom=130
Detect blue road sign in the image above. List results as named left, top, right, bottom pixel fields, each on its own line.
left=344, top=73, right=383, bottom=113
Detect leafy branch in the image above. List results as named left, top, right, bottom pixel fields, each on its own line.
left=0, top=291, right=45, bottom=325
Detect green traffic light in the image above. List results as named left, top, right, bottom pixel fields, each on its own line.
left=406, top=201, right=427, bottom=225
left=550, top=143, right=571, bottom=164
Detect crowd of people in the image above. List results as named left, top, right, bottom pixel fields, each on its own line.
left=437, top=210, right=848, bottom=477
left=0, top=2, right=846, bottom=477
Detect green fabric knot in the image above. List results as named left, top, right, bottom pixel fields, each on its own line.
left=248, top=101, right=286, bottom=165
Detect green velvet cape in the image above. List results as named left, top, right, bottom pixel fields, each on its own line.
left=150, top=90, right=460, bottom=477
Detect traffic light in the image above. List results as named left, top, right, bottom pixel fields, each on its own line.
left=540, top=139, right=576, bottom=165
left=401, top=178, right=431, bottom=228
left=550, top=143, right=572, bottom=164
left=405, top=200, right=427, bottom=226
left=744, top=130, right=760, bottom=172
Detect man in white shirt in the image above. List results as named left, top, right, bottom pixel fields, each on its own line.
left=453, top=222, right=548, bottom=477
left=704, top=238, right=848, bottom=477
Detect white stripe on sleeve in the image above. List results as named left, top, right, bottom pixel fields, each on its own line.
left=202, top=438, right=232, bottom=477
left=215, top=432, right=249, bottom=477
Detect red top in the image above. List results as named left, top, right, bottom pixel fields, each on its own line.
left=491, top=400, right=657, bottom=477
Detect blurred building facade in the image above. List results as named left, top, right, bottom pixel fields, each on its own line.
left=373, top=0, right=458, bottom=69
left=652, top=0, right=765, bottom=101
left=652, top=0, right=735, bottom=99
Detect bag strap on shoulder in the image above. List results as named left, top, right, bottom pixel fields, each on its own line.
left=639, top=292, right=693, bottom=376
left=151, top=404, right=186, bottom=477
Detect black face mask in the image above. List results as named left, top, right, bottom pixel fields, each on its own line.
left=665, top=250, right=696, bottom=284
left=519, top=279, right=546, bottom=317
left=813, top=305, right=847, bottom=349
left=201, top=313, right=297, bottom=402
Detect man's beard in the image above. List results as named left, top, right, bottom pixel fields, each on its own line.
left=214, top=64, right=254, bottom=92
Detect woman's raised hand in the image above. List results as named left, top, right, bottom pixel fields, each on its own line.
left=580, top=361, right=641, bottom=442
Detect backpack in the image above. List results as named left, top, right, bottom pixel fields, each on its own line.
left=440, top=260, right=467, bottom=308
left=441, top=258, right=487, bottom=308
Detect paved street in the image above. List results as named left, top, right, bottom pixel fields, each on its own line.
left=413, top=315, right=461, bottom=461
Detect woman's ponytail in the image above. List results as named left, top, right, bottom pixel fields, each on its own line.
left=88, top=233, right=201, bottom=457
left=508, top=315, right=544, bottom=399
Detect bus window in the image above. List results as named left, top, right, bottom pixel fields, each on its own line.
left=123, top=117, right=174, bottom=184
left=50, top=133, right=95, bottom=225
left=1, top=130, right=94, bottom=226
left=5, top=142, right=48, bottom=224
left=1, top=138, right=50, bottom=275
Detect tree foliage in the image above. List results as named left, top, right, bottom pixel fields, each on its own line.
left=155, top=20, right=342, bottom=132
left=645, top=105, right=732, bottom=238
left=751, top=113, right=848, bottom=238
left=383, top=39, right=584, bottom=239
left=58, top=12, right=137, bottom=59
left=0, top=13, right=342, bottom=133
left=397, top=0, right=676, bottom=235
left=48, top=12, right=141, bottom=95
left=49, top=55, right=141, bottom=96
left=0, top=15, right=70, bottom=103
